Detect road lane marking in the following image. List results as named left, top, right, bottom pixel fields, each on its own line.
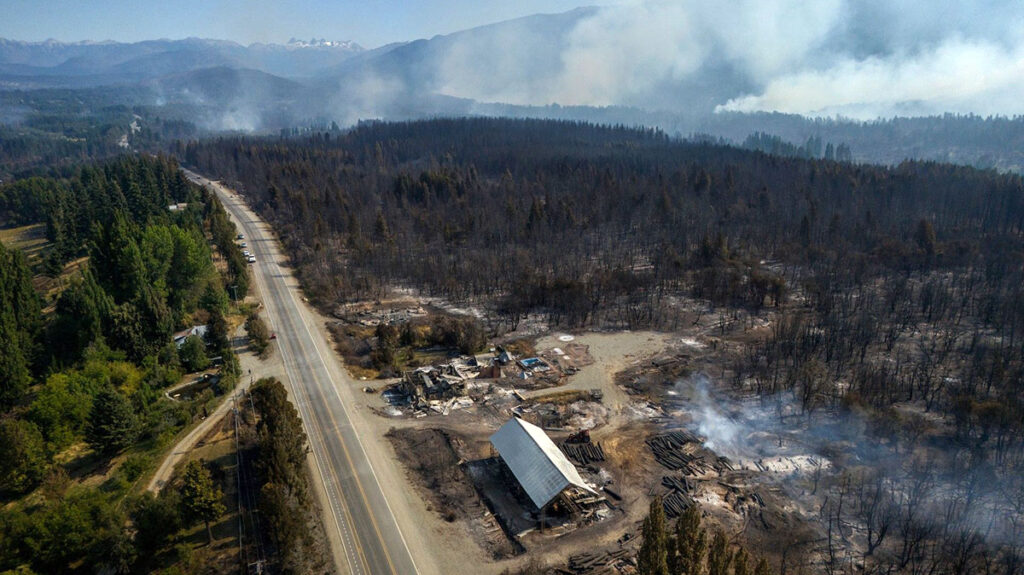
left=202, top=178, right=366, bottom=575
left=197, top=173, right=418, bottom=575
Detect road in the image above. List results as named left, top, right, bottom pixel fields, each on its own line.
left=147, top=327, right=258, bottom=494
left=183, top=170, right=419, bottom=575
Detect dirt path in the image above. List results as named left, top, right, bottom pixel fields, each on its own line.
left=146, top=295, right=285, bottom=493
left=526, top=332, right=671, bottom=410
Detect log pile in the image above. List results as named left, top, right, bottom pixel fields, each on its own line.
left=565, top=549, right=632, bottom=574
left=661, top=475, right=691, bottom=493
left=561, top=441, right=606, bottom=465
left=646, top=431, right=704, bottom=473
left=662, top=490, right=695, bottom=518
left=647, top=431, right=735, bottom=475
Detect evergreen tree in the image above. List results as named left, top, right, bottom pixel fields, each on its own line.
left=49, top=268, right=113, bottom=365
left=205, top=309, right=231, bottom=357
left=638, top=496, right=670, bottom=575
left=707, top=530, right=732, bottom=575
left=86, top=389, right=139, bottom=455
left=180, top=459, right=225, bottom=544
left=672, top=505, right=706, bottom=575
left=0, top=242, right=41, bottom=408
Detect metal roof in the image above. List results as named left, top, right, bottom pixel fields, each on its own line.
left=490, top=417, right=595, bottom=509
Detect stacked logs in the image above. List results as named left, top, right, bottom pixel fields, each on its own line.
left=662, top=491, right=694, bottom=518
left=561, top=441, right=606, bottom=465
left=646, top=431, right=703, bottom=472
left=661, top=475, right=691, bottom=493
left=661, top=474, right=696, bottom=518
left=565, top=549, right=632, bottom=574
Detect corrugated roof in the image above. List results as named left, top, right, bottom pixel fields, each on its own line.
left=490, top=417, right=595, bottom=509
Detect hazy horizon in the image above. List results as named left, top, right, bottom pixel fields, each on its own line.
left=0, top=0, right=611, bottom=49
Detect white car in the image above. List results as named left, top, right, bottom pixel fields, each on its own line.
left=243, top=250, right=250, bottom=256
left=248, top=256, right=256, bottom=263
left=240, top=242, right=247, bottom=248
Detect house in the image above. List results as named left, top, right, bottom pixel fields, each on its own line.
left=490, top=417, right=598, bottom=511
left=173, top=325, right=208, bottom=347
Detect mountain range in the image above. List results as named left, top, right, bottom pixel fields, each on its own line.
left=3, top=6, right=1024, bottom=171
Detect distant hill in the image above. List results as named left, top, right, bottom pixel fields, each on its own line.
left=3, top=8, right=1024, bottom=171
left=0, top=37, right=363, bottom=88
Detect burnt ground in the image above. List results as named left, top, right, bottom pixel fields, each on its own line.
left=386, top=427, right=520, bottom=559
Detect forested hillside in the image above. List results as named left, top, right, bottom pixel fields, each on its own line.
left=0, top=155, right=252, bottom=573
left=185, top=118, right=1024, bottom=573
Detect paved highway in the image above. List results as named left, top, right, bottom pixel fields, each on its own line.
left=184, top=170, right=419, bottom=575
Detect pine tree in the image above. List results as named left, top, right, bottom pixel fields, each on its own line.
left=205, top=309, right=231, bottom=357
left=0, top=242, right=41, bottom=408
left=638, top=496, right=670, bottom=575
left=672, top=505, right=706, bottom=575
left=707, top=530, right=732, bottom=575
left=86, top=389, right=139, bottom=455
left=180, top=459, right=226, bottom=544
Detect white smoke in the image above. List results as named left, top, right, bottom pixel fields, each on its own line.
left=428, top=0, right=1024, bottom=119
left=686, top=373, right=748, bottom=458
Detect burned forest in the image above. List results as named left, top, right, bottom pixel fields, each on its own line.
left=180, top=118, right=1024, bottom=573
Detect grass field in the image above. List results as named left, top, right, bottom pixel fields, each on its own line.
left=0, top=223, right=49, bottom=261
left=1, top=223, right=89, bottom=311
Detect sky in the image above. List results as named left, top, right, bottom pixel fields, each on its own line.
left=0, top=0, right=610, bottom=48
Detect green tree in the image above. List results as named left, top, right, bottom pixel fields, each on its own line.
left=251, top=378, right=309, bottom=497
left=180, top=459, right=225, bottom=544
left=245, top=314, right=271, bottom=356
left=638, top=496, right=670, bottom=575
left=199, top=282, right=229, bottom=315
left=15, top=489, right=125, bottom=573
left=204, top=309, right=231, bottom=357
left=28, top=371, right=94, bottom=449
left=707, top=530, right=732, bottom=575
left=0, top=314, right=31, bottom=409
left=0, top=419, right=48, bottom=495
left=86, top=389, right=139, bottom=456
left=130, top=490, right=183, bottom=555
left=672, top=505, right=706, bottom=575
left=0, top=242, right=41, bottom=408
left=48, top=268, right=113, bottom=366
left=91, top=213, right=146, bottom=303
left=372, top=322, right=399, bottom=370
left=178, top=335, right=210, bottom=373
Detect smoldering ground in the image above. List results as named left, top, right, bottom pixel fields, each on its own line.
left=672, top=372, right=1024, bottom=569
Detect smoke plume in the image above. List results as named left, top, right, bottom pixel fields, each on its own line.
left=428, top=0, right=1024, bottom=119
